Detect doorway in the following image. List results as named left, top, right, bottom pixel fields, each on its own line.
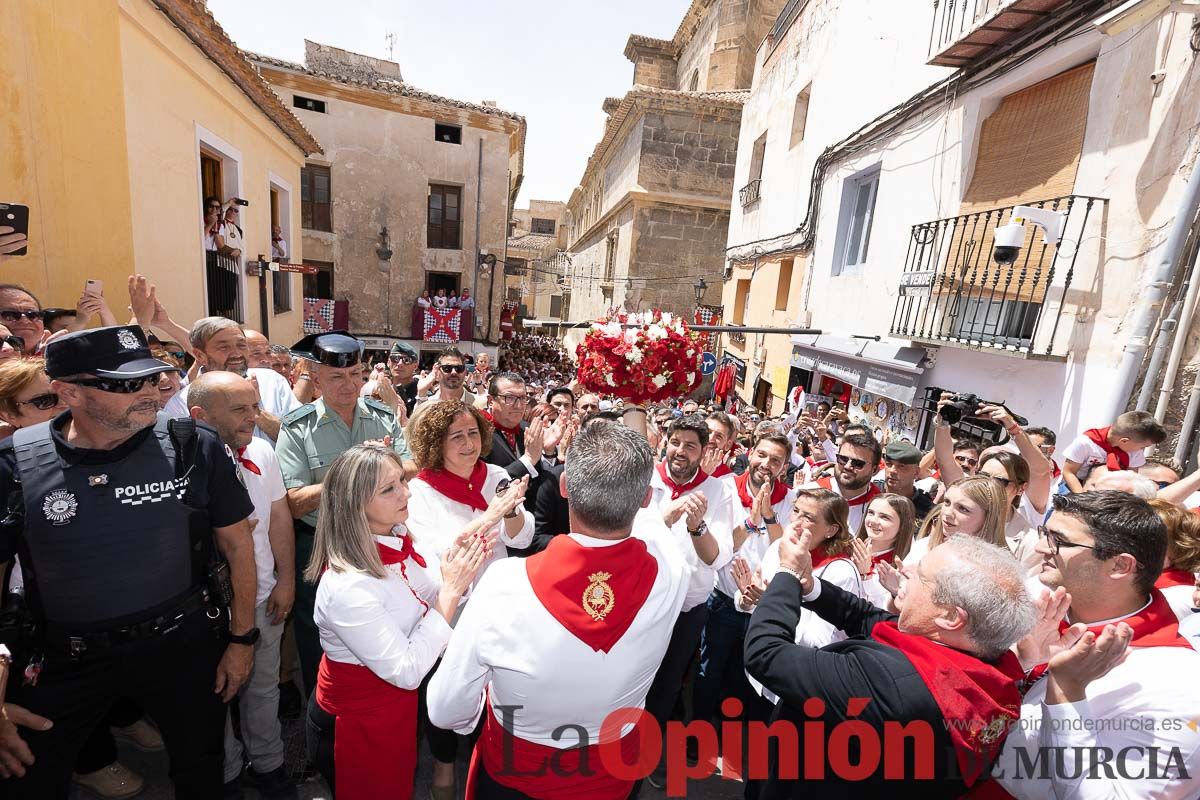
left=753, top=377, right=772, bottom=411
left=426, top=272, right=460, bottom=298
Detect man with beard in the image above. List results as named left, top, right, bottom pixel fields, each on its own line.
left=810, top=431, right=881, bottom=532
left=409, top=347, right=482, bottom=430
left=274, top=331, right=414, bottom=699
left=873, top=440, right=934, bottom=521
left=387, top=341, right=420, bottom=416
left=0, top=326, right=257, bottom=798
left=162, top=318, right=298, bottom=441
left=704, top=411, right=737, bottom=484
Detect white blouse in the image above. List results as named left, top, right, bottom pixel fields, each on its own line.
left=314, top=534, right=451, bottom=690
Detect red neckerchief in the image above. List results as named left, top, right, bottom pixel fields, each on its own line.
left=236, top=446, right=261, bottom=476
left=816, top=475, right=880, bottom=507
left=525, top=535, right=657, bottom=653
left=656, top=461, right=708, bottom=500
left=1156, top=567, right=1196, bottom=590
left=863, top=547, right=895, bottom=576
left=871, top=621, right=1023, bottom=788
left=376, top=535, right=429, bottom=614
left=710, top=463, right=734, bottom=479
left=1084, top=427, right=1129, bottom=470
left=810, top=542, right=851, bottom=571
left=734, top=471, right=788, bottom=509
left=482, top=410, right=521, bottom=454
left=417, top=460, right=489, bottom=512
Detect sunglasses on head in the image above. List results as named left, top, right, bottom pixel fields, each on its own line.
left=0, top=309, right=45, bottom=323
left=439, top=364, right=466, bottom=373
left=835, top=453, right=868, bottom=470
left=16, top=392, right=60, bottom=411
left=64, top=374, right=163, bottom=394
left=1, top=334, right=24, bottom=352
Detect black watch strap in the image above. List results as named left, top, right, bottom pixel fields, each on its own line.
left=229, top=627, right=260, bottom=646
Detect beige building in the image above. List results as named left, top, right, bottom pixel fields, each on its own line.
left=562, top=0, right=787, bottom=350
left=1, top=0, right=320, bottom=343
left=250, top=42, right=526, bottom=361
left=505, top=200, right=569, bottom=324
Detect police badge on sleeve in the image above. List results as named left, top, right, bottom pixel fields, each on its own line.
left=43, top=490, right=79, bottom=525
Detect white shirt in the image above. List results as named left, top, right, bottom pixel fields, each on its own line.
left=406, top=462, right=534, bottom=586
left=1061, top=433, right=1146, bottom=484
left=647, top=470, right=735, bottom=611
left=271, top=238, right=287, bottom=261
left=164, top=368, right=300, bottom=442
left=1005, top=494, right=1044, bottom=576
left=238, top=438, right=286, bottom=605
left=426, top=528, right=688, bottom=743
left=1161, top=582, right=1197, bottom=623
left=803, top=476, right=874, bottom=533
left=313, top=533, right=452, bottom=690
left=417, top=296, right=432, bottom=309
left=902, top=535, right=931, bottom=567
left=994, top=611, right=1200, bottom=798
left=716, top=485, right=795, bottom=600
left=458, top=295, right=476, bottom=310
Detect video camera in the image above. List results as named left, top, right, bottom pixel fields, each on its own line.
left=932, top=391, right=1028, bottom=446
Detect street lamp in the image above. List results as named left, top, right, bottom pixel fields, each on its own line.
left=693, top=277, right=708, bottom=306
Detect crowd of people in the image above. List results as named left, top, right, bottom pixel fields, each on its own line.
left=0, top=274, right=1199, bottom=800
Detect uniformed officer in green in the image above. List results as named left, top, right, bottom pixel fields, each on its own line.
left=275, top=331, right=415, bottom=696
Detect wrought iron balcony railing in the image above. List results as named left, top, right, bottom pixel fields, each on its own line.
left=739, top=179, right=762, bottom=209
left=889, top=195, right=1105, bottom=359
left=928, top=0, right=1071, bottom=67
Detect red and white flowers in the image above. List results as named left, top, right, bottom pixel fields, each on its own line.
left=575, top=310, right=702, bottom=404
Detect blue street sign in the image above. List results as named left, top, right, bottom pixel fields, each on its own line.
left=700, top=352, right=717, bottom=375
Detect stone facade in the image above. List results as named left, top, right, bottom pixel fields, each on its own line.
left=506, top=200, right=568, bottom=321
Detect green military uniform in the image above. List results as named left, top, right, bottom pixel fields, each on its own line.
left=274, top=331, right=414, bottom=695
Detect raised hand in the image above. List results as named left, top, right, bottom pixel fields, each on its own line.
left=778, top=524, right=814, bottom=587
left=752, top=481, right=774, bottom=524
left=683, top=492, right=708, bottom=531
left=700, top=445, right=728, bottom=476
left=523, top=415, right=546, bottom=459
left=440, top=533, right=492, bottom=597
left=851, top=537, right=873, bottom=576
left=876, top=558, right=903, bottom=597
left=1045, top=622, right=1133, bottom=704
left=1015, top=585, right=1072, bottom=671
left=127, top=274, right=157, bottom=325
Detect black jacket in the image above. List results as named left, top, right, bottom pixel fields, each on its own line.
left=744, top=576, right=973, bottom=798
left=531, top=460, right=569, bottom=552
left=484, top=426, right=551, bottom=555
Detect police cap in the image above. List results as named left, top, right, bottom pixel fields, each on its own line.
left=291, top=331, right=363, bottom=368
left=45, top=325, right=174, bottom=380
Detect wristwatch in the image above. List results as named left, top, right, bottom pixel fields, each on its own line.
left=762, top=515, right=778, bottom=526
left=229, top=627, right=261, bottom=646
left=689, top=521, right=709, bottom=538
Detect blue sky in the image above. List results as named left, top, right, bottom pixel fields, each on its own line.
left=207, top=0, right=693, bottom=206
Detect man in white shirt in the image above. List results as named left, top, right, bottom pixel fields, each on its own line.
left=187, top=372, right=296, bottom=799
left=427, top=422, right=687, bottom=798
left=643, top=415, right=734, bottom=734
left=995, top=490, right=1200, bottom=798
left=809, top=430, right=881, bottom=532
left=163, top=318, right=299, bottom=441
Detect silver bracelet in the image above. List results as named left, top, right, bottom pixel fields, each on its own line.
left=777, top=566, right=808, bottom=589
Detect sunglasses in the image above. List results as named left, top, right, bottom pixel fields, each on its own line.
left=389, top=354, right=417, bottom=364
left=1, top=335, right=24, bottom=352
left=64, top=375, right=162, bottom=393
left=439, top=364, right=466, bottom=373
left=0, top=309, right=45, bottom=323
left=15, top=392, right=60, bottom=411
left=835, top=453, right=869, bottom=470
left=954, top=455, right=979, bottom=468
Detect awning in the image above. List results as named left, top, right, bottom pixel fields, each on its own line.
left=790, top=334, right=928, bottom=406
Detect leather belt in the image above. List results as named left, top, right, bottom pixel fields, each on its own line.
left=43, top=588, right=220, bottom=656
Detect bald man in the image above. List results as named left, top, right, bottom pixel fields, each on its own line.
left=244, top=329, right=273, bottom=370
left=187, top=372, right=297, bottom=797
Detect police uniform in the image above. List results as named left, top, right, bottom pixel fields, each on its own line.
left=274, top=331, right=413, bottom=697
left=0, top=326, right=254, bottom=799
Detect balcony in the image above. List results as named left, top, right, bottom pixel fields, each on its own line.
left=206, top=251, right=243, bottom=322
left=739, top=179, right=762, bottom=208
left=888, top=195, right=1105, bottom=359
left=928, top=0, right=1071, bottom=67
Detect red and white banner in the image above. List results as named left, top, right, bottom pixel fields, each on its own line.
left=694, top=305, right=723, bottom=351
left=303, top=298, right=335, bottom=334
left=423, top=308, right=461, bottom=343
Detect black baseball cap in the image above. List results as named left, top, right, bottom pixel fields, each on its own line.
left=291, top=331, right=363, bottom=368
left=45, top=326, right=174, bottom=379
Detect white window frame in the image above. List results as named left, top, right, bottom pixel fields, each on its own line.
left=195, top=124, right=246, bottom=322
left=831, top=165, right=881, bottom=276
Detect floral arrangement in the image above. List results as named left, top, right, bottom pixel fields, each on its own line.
left=575, top=310, right=703, bottom=404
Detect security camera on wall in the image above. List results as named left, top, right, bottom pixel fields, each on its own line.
left=992, top=205, right=1068, bottom=265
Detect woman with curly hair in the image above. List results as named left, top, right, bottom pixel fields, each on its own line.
left=1147, top=498, right=1200, bottom=621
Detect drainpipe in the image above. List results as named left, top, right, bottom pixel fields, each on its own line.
left=1154, top=245, right=1200, bottom=421
left=1175, top=362, right=1200, bottom=467
left=1109, top=155, right=1200, bottom=421
left=1136, top=297, right=1180, bottom=411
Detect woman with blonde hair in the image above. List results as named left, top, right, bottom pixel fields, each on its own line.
left=902, top=476, right=1008, bottom=565
left=305, top=444, right=505, bottom=800
left=1147, top=498, right=1200, bottom=621
left=0, top=357, right=66, bottom=441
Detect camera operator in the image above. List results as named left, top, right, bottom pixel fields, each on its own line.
left=0, top=326, right=257, bottom=798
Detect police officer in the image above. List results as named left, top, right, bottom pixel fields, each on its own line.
left=275, top=331, right=415, bottom=697
left=0, top=326, right=259, bottom=798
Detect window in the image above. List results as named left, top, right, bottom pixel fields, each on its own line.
left=293, top=95, right=326, bottom=114
left=775, top=258, right=794, bottom=311
left=688, top=69, right=700, bottom=91
left=789, top=85, right=811, bottom=149
left=603, top=230, right=618, bottom=282
left=949, top=298, right=1040, bottom=346
left=832, top=166, right=880, bottom=275
left=602, top=286, right=614, bottom=308
left=549, top=295, right=563, bottom=318
left=269, top=187, right=293, bottom=313
left=301, top=165, right=332, bottom=232
left=749, top=132, right=767, bottom=182
left=302, top=260, right=334, bottom=299
left=733, top=279, right=751, bottom=324
left=435, top=123, right=462, bottom=145
left=530, top=218, right=556, bottom=235
left=427, top=184, right=462, bottom=249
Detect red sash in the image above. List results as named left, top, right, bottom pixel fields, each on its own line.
left=467, top=700, right=641, bottom=800
left=1083, top=427, right=1128, bottom=471
left=871, top=621, right=1023, bottom=788
left=710, top=463, right=734, bottom=479
left=816, top=475, right=880, bottom=507
left=417, top=460, right=489, bottom=512
left=315, top=655, right=418, bottom=800
left=734, top=471, right=788, bottom=509
left=656, top=461, right=708, bottom=500
left=1155, top=567, right=1196, bottom=590
left=525, top=535, right=657, bottom=653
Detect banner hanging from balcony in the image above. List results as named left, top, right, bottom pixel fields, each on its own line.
left=423, top=308, right=461, bottom=343
left=303, top=298, right=336, bottom=334
left=693, top=305, right=723, bottom=351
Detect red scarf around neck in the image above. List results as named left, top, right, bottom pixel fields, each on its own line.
left=1083, top=427, right=1129, bottom=470
left=376, top=535, right=429, bottom=615
left=734, top=470, right=789, bottom=509
left=817, top=475, right=880, bottom=507
left=810, top=542, right=852, bottom=571
left=525, top=535, right=657, bottom=653
left=1156, top=567, right=1196, bottom=590
left=1068, top=589, right=1191, bottom=649
left=871, top=621, right=1024, bottom=788
left=482, top=410, right=521, bottom=454
left=710, top=463, right=734, bottom=479
left=417, top=460, right=489, bottom=512
left=656, top=460, right=708, bottom=500
left=236, top=446, right=261, bottom=476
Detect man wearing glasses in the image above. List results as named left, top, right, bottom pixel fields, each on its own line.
left=481, top=372, right=556, bottom=533
left=993, top=490, right=1200, bottom=799
left=0, top=326, right=258, bottom=798
left=812, top=431, right=882, bottom=532
left=387, top=341, right=420, bottom=416
left=0, top=285, right=47, bottom=355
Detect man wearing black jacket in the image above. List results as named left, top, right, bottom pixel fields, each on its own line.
left=744, top=531, right=1036, bottom=799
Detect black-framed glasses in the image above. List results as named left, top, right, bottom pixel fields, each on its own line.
left=1038, top=525, right=1098, bottom=556
left=835, top=453, right=868, bottom=470
left=0, top=309, right=45, bottom=323
left=15, top=392, right=59, bottom=410
left=439, top=364, right=466, bottom=374
left=64, top=375, right=160, bottom=394
left=1, top=335, right=24, bottom=352
left=491, top=393, right=525, bottom=407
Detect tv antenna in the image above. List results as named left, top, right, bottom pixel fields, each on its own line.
left=385, top=32, right=397, bottom=61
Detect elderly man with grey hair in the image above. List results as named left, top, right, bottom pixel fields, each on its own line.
left=746, top=533, right=1036, bottom=798
left=162, top=316, right=299, bottom=441
left=427, top=422, right=689, bottom=799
